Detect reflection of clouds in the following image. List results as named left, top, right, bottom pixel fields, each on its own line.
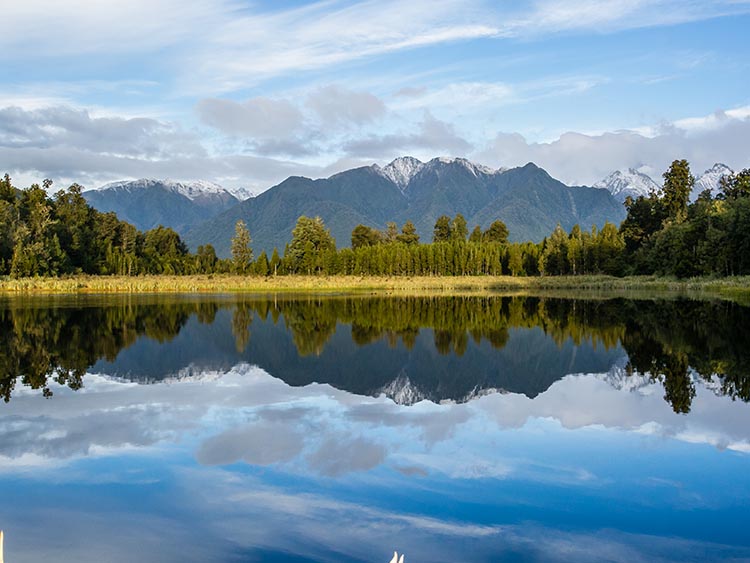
left=3, top=365, right=750, bottom=561
left=475, top=374, right=750, bottom=453
left=175, top=467, right=750, bottom=563
left=1, top=365, right=750, bottom=480
left=196, top=421, right=305, bottom=466
left=306, top=436, right=386, bottom=477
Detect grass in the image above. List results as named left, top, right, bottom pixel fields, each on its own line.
left=2, top=274, right=750, bottom=300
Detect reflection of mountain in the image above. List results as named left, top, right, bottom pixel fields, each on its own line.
left=3, top=295, right=750, bottom=413
left=93, top=306, right=624, bottom=403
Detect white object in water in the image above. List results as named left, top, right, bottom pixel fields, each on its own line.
left=389, top=551, right=404, bottom=563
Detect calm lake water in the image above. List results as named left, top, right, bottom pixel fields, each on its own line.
left=1, top=293, right=749, bottom=562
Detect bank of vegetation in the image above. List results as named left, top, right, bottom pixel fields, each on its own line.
left=1, top=159, right=749, bottom=289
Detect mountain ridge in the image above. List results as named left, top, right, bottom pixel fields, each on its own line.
left=185, top=157, right=626, bottom=257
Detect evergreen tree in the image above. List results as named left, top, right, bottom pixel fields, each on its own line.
left=269, top=248, right=281, bottom=275
left=451, top=214, right=468, bottom=242
left=384, top=222, right=398, bottom=243
left=351, top=224, right=381, bottom=249
left=396, top=220, right=420, bottom=245
left=433, top=215, right=452, bottom=242
left=661, top=159, right=694, bottom=223
left=254, top=250, right=270, bottom=276
left=719, top=169, right=750, bottom=201
left=230, top=219, right=253, bottom=274
left=286, top=216, right=336, bottom=274
left=469, top=225, right=482, bottom=243
left=484, top=220, right=509, bottom=244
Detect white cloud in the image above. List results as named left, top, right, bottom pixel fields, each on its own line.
left=196, top=97, right=305, bottom=139
left=306, top=85, right=386, bottom=128
left=475, top=106, right=750, bottom=185
left=0, top=0, right=235, bottom=58
left=342, top=111, right=472, bottom=158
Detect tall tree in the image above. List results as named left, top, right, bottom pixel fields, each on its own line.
left=396, top=221, right=420, bottom=245
left=451, top=214, right=468, bottom=242
left=287, top=216, right=336, bottom=274
left=384, top=222, right=398, bottom=243
left=484, top=220, right=509, bottom=244
left=661, top=159, right=694, bottom=223
left=351, top=224, right=381, bottom=249
left=433, top=215, right=452, bottom=243
left=230, top=219, right=253, bottom=274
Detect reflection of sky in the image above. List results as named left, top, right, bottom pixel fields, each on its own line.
left=1, top=367, right=750, bottom=562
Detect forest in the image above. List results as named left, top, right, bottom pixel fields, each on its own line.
left=0, top=159, right=748, bottom=279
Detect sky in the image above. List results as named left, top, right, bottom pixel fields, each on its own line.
left=1, top=0, right=749, bottom=192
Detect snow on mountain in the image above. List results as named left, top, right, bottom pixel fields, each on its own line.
left=378, top=156, right=425, bottom=189
left=594, top=168, right=659, bottom=202
left=429, top=156, right=498, bottom=177
left=693, top=163, right=733, bottom=199
left=231, top=186, right=257, bottom=201
left=377, top=156, right=502, bottom=191
left=91, top=178, right=246, bottom=202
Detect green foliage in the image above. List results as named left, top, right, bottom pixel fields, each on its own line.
left=286, top=216, right=336, bottom=274
left=619, top=163, right=750, bottom=277
left=351, top=224, right=382, bottom=249
left=433, top=215, right=452, bottom=243
left=231, top=219, right=253, bottom=274
left=451, top=213, right=468, bottom=242
left=396, top=220, right=420, bottom=245
left=719, top=168, right=750, bottom=201
left=661, top=159, right=694, bottom=224
left=483, top=220, right=509, bottom=244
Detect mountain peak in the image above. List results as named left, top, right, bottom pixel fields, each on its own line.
left=694, top=162, right=734, bottom=199
left=378, top=156, right=425, bottom=189
left=427, top=156, right=498, bottom=177
left=594, top=168, right=659, bottom=202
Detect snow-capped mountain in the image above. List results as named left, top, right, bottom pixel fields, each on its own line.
left=91, top=178, right=244, bottom=202
left=83, top=178, right=241, bottom=234
left=231, top=186, right=257, bottom=201
left=377, top=156, right=425, bottom=189
left=693, top=163, right=733, bottom=199
left=594, top=168, right=660, bottom=203
left=376, top=156, right=502, bottom=192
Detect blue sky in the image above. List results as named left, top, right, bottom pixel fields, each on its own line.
left=1, top=0, right=749, bottom=191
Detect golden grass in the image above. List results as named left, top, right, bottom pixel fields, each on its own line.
left=1, top=274, right=750, bottom=299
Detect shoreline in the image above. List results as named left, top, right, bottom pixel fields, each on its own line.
left=1, top=274, right=750, bottom=298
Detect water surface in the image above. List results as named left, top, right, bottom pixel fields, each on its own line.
left=1, top=294, right=749, bottom=562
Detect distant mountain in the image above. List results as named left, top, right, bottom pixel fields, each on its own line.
left=84, top=179, right=243, bottom=234
left=185, top=157, right=626, bottom=257
left=693, top=163, right=733, bottom=200
left=594, top=168, right=660, bottom=203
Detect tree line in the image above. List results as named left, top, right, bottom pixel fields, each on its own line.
left=3, top=294, right=749, bottom=413
left=2, top=158, right=749, bottom=279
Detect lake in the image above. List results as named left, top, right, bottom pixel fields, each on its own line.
left=1, top=293, right=749, bottom=562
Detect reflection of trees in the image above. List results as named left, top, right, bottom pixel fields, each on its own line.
left=268, top=296, right=750, bottom=413
left=0, top=300, right=221, bottom=401
left=2, top=295, right=749, bottom=412
left=620, top=299, right=750, bottom=413
left=232, top=303, right=253, bottom=353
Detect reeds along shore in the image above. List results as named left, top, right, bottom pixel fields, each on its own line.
left=1, top=274, right=750, bottom=298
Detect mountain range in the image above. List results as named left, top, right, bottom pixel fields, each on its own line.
left=81, top=159, right=735, bottom=256
left=183, top=157, right=625, bottom=256
left=82, top=179, right=251, bottom=234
